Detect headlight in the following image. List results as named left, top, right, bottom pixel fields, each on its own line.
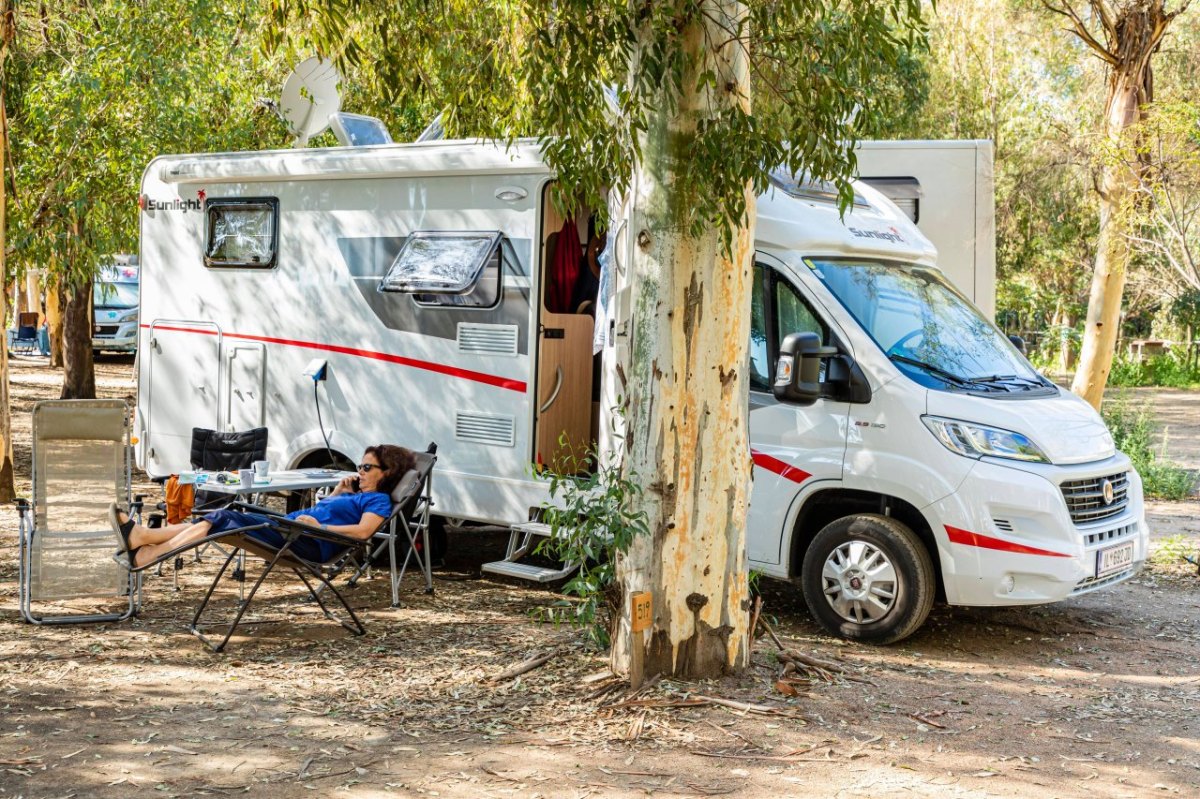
left=921, top=416, right=1049, bottom=463
left=119, top=310, right=138, bottom=323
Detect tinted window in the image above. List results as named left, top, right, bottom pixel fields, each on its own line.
left=748, top=263, right=828, bottom=392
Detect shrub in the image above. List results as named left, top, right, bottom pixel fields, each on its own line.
left=1102, top=396, right=1197, bottom=500
left=1108, top=351, right=1200, bottom=388
left=532, top=437, right=650, bottom=650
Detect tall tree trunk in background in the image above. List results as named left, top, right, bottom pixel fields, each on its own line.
left=60, top=212, right=96, bottom=398
left=1049, top=0, right=1189, bottom=409
left=60, top=277, right=95, bottom=398
left=0, top=0, right=17, bottom=502
left=609, top=1, right=754, bottom=679
left=45, top=275, right=64, bottom=366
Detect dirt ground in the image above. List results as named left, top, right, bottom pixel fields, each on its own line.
left=1, top=357, right=1198, bottom=799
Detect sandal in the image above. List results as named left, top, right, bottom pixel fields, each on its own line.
left=108, top=502, right=142, bottom=566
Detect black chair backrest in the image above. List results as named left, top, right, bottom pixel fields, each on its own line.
left=386, top=443, right=437, bottom=522
left=190, top=427, right=268, bottom=471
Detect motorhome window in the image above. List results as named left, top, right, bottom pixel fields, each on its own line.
left=204, top=198, right=279, bottom=268
left=381, top=231, right=503, bottom=309
left=808, top=258, right=1052, bottom=394
left=860, top=177, right=921, bottom=223
left=768, top=169, right=869, bottom=208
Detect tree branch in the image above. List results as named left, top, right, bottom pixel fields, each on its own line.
left=1041, top=0, right=1118, bottom=65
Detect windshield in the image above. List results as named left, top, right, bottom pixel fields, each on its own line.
left=94, top=281, right=139, bottom=309
left=807, top=258, right=1053, bottom=395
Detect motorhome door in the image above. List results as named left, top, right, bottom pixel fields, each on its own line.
left=535, top=189, right=596, bottom=471
left=144, top=320, right=222, bottom=473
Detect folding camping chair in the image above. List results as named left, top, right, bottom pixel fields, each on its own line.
left=12, top=313, right=40, bottom=355
left=120, top=513, right=369, bottom=652
left=16, top=400, right=141, bottom=624
left=345, top=443, right=437, bottom=606
left=188, top=426, right=269, bottom=514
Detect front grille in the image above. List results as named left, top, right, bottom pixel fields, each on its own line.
left=94, top=325, right=120, bottom=336
left=1082, top=521, right=1138, bottom=549
left=1060, top=471, right=1129, bottom=525
left=1072, top=567, right=1136, bottom=595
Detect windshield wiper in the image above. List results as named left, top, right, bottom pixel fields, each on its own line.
left=889, top=355, right=988, bottom=390
left=970, top=374, right=1054, bottom=390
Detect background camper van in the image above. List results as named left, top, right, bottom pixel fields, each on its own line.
left=93, top=256, right=140, bottom=353
left=135, top=138, right=1147, bottom=643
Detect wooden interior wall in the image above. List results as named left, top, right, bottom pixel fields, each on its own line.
left=535, top=192, right=597, bottom=472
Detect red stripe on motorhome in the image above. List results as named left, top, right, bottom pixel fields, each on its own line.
left=944, top=525, right=1071, bottom=558
left=751, top=450, right=812, bottom=484
left=142, top=323, right=527, bottom=392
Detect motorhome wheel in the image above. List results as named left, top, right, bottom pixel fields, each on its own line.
left=800, top=514, right=935, bottom=644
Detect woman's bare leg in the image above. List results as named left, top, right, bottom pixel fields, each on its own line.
left=115, top=509, right=192, bottom=548
left=132, top=520, right=215, bottom=568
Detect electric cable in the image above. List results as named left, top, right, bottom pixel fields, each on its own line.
left=313, top=379, right=339, bottom=468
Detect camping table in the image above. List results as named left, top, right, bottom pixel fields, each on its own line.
left=192, top=469, right=355, bottom=503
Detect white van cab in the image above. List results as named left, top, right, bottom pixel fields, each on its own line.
left=737, top=174, right=1146, bottom=642
left=93, top=257, right=140, bottom=353
left=134, top=138, right=1146, bottom=643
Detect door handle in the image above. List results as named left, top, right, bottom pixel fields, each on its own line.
left=539, top=367, right=564, bottom=414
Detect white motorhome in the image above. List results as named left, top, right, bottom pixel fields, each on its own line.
left=135, top=138, right=1147, bottom=643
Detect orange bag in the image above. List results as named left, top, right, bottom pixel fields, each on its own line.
left=164, top=475, right=196, bottom=524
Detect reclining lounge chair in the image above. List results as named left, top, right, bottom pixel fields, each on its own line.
left=124, top=443, right=438, bottom=652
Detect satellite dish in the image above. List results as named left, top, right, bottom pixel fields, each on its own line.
left=280, top=57, right=342, bottom=147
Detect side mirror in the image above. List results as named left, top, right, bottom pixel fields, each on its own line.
left=774, top=332, right=839, bottom=406
left=1008, top=334, right=1027, bottom=356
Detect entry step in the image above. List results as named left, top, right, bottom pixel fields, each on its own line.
left=511, top=521, right=554, bottom=538
left=482, top=560, right=576, bottom=583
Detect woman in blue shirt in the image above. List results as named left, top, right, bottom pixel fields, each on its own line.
left=111, top=445, right=415, bottom=568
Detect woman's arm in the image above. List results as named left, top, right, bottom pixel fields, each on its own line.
left=291, top=512, right=386, bottom=541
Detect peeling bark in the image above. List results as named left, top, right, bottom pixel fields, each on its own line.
left=610, top=1, right=754, bottom=680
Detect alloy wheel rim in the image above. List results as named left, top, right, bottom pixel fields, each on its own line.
left=821, top=540, right=898, bottom=624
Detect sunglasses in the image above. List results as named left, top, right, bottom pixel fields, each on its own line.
left=357, top=463, right=383, bottom=473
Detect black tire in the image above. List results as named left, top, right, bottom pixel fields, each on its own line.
left=800, top=514, right=935, bottom=645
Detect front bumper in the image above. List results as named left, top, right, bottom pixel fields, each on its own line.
left=929, top=453, right=1148, bottom=606
left=92, top=323, right=138, bottom=351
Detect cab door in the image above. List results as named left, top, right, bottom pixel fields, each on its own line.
left=746, top=257, right=851, bottom=565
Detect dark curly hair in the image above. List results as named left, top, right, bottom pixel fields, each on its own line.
left=363, top=444, right=416, bottom=495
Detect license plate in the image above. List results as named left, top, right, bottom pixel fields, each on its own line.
left=1096, top=541, right=1135, bottom=577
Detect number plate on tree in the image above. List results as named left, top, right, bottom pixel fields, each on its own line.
left=1096, top=541, right=1134, bottom=578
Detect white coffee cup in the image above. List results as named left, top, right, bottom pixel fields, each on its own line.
left=238, top=468, right=255, bottom=487
left=253, top=460, right=270, bottom=481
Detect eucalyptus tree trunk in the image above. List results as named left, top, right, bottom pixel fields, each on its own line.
left=0, top=2, right=16, bottom=502
left=45, top=276, right=64, bottom=367
left=1060, top=0, right=1186, bottom=409
left=60, top=277, right=95, bottom=399
left=609, top=1, right=755, bottom=679
left=1070, top=70, right=1141, bottom=407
